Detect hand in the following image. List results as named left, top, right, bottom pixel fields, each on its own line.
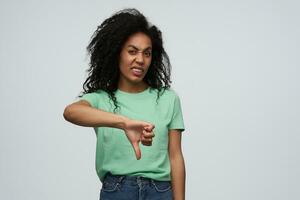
left=123, top=119, right=155, bottom=160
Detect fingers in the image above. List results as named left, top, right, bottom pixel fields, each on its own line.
left=141, top=130, right=155, bottom=146
left=144, top=124, right=155, bottom=132
left=142, top=130, right=155, bottom=138
left=141, top=123, right=155, bottom=146
left=141, top=134, right=153, bottom=142
left=141, top=140, right=152, bottom=146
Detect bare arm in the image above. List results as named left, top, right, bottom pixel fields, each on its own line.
left=63, top=100, right=155, bottom=160
left=169, top=129, right=186, bottom=200
left=63, top=100, right=127, bottom=129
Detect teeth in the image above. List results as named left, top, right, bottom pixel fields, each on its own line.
left=132, top=68, right=143, bottom=73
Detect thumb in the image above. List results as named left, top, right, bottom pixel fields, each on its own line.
left=132, top=141, right=141, bottom=160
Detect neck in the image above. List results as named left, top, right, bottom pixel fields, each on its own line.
left=118, top=80, right=148, bottom=93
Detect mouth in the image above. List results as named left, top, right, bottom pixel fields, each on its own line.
left=131, top=67, right=144, bottom=77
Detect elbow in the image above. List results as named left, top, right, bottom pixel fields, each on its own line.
left=63, top=105, right=73, bottom=122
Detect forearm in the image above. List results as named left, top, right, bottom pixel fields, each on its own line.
left=170, top=154, right=186, bottom=200
left=63, top=104, right=127, bottom=129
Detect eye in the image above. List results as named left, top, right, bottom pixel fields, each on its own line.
left=128, top=50, right=137, bottom=55
left=144, top=51, right=152, bottom=57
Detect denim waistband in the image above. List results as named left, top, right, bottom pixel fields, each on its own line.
left=104, top=172, right=167, bottom=184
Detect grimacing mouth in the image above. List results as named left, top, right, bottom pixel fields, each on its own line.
left=131, top=67, right=144, bottom=72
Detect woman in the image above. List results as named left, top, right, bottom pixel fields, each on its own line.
left=63, top=8, right=186, bottom=200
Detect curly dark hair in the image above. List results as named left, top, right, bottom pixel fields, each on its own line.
left=79, top=8, right=172, bottom=112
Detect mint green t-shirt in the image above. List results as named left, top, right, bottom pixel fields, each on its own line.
left=80, top=87, right=185, bottom=182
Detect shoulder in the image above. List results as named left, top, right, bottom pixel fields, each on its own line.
left=156, top=87, right=181, bottom=100
left=81, top=89, right=108, bottom=97
left=78, top=89, right=111, bottom=108
left=78, top=89, right=110, bottom=102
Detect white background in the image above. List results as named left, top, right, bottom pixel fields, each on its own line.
left=0, top=0, right=299, bottom=199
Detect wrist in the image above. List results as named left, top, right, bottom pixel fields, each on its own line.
left=116, top=115, right=129, bottom=130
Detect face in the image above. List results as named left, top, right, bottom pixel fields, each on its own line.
left=118, top=32, right=152, bottom=87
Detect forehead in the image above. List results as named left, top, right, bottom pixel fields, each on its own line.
left=123, top=32, right=152, bottom=49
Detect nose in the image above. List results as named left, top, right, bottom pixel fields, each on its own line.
left=135, top=52, right=144, bottom=64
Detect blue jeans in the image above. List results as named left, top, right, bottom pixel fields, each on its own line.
left=99, top=172, right=173, bottom=200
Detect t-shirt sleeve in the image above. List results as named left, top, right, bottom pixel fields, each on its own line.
left=79, top=92, right=100, bottom=108
left=168, top=94, right=185, bottom=132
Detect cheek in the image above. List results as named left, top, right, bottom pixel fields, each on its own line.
left=119, top=54, right=132, bottom=69
left=146, top=58, right=152, bottom=68
left=122, top=57, right=134, bottom=68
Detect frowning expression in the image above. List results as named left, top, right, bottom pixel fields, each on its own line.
left=118, top=32, right=152, bottom=85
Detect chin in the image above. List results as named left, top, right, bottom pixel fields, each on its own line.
left=129, top=75, right=145, bottom=82
left=121, top=73, right=146, bottom=84
left=130, top=79, right=144, bottom=84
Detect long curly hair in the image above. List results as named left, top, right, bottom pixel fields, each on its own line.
left=79, top=8, right=172, bottom=112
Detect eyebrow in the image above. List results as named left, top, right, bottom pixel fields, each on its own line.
left=127, top=45, right=152, bottom=51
